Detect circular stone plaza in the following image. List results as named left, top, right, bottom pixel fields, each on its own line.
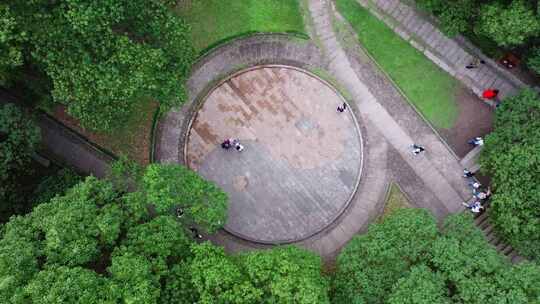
left=155, top=35, right=471, bottom=254
left=185, top=66, right=362, bottom=243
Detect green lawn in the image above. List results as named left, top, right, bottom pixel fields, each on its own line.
left=175, top=0, right=306, bottom=53
left=379, top=183, right=411, bottom=222
left=336, top=0, right=458, bottom=129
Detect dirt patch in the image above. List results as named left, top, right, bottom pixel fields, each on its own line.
left=52, top=101, right=158, bottom=165
left=438, top=85, right=494, bottom=158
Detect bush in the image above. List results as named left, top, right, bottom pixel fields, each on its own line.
left=476, top=1, right=540, bottom=47
left=0, top=103, right=40, bottom=219
left=416, top=0, right=477, bottom=36
left=526, top=47, right=540, bottom=74
left=3, top=0, right=195, bottom=132
left=32, top=168, right=82, bottom=205
left=333, top=209, right=540, bottom=303
left=480, top=89, right=540, bottom=260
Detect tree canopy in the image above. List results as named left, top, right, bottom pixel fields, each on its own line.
left=480, top=89, right=540, bottom=261
left=333, top=208, right=540, bottom=304
left=0, top=0, right=195, bottom=132
left=190, top=243, right=330, bottom=304
left=0, top=161, right=332, bottom=303
left=0, top=102, right=40, bottom=220
left=416, top=0, right=540, bottom=48
left=142, top=163, right=228, bottom=234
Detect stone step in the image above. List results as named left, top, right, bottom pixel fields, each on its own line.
left=460, top=145, right=483, bottom=168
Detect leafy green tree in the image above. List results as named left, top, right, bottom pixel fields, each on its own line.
left=334, top=209, right=540, bottom=304
left=190, top=243, right=330, bottom=304
left=108, top=251, right=161, bottom=304
left=32, top=168, right=82, bottom=205
left=477, top=1, right=540, bottom=47
left=159, top=262, right=197, bottom=304
left=190, top=242, right=261, bottom=304
left=24, top=266, right=116, bottom=304
left=0, top=215, right=40, bottom=303
left=332, top=208, right=438, bottom=304
left=3, top=0, right=195, bottom=132
left=480, top=89, right=540, bottom=260
left=117, top=215, right=191, bottom=276
left=0, top=103, right=40, bottom=220
left=0, top=176, right=199, bottom=303
left=416, top=0, right=477, bottom=36
left=143, top=164, right=228, bottom=233
left=526, top=47, right=540, bottom=74
left=242, top=246, right=330, bottom=304
left=31, top=178, right=116, bottom=266
left=387, top=265, right=450, bottom=304
left=0, top=4, right=23, bottom=85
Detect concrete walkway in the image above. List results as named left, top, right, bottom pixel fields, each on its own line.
left=355, top=0, right=530, bottom=101
left=307, top=0, right=470, bottom=215
left=155, top=34, right=392, bottom=259
left=0, top=91, right=114, bottom=178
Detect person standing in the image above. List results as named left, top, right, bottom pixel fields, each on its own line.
left=463, top=169, right=475, bottom=178
left=411, top=144, right=425, bottom=155
left=467, top=137, right=484, bottom=147
left=221, top=139, right=232, bottom=149
left=466, top=58, right=485, bottom=69
left=482, top=89, right=499, bottom=100
left=337, top=103, right=347, bottom=113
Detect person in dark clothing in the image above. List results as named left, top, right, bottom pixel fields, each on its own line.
left=337, top=102, right=347, bottom=113
left=189, top=227, right=203, bottom=239
left=482, top=89, right=499, bottom=100
left=221, top=139, right=232, bottom=149
left=466, top=58, right=486, bottom=69
left=463, top=169, right=475, bottom=178
left=411, top=144, right=425, bottom=155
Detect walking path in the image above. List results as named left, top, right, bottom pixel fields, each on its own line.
left=307, top=0, right=470, bottom=215
left=0, top=91, right=114, bottom=178
left=38, top=113, right=114, bottom=178
left=155, top=34, right=391, bottom=259
left=355, top=0, right=531, bottom=101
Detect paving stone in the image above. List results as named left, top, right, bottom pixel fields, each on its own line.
left=395, top=4, right=410, bottom=22
left=410, top=39, right=425, bottom=52
left=417, top=22, right=434, bottom=40
left=394, top=26, right=411, bottom=41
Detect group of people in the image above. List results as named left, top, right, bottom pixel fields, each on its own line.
left=221, top=138, right=244, bottom=152
left=462, top=169, right=492, bottom=213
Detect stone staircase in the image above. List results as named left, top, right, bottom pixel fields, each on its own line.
left=472, top=210, right=525, bottom=264
left=460, top=146, right=524, bottom=264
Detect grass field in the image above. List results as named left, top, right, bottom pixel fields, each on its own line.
left=53, top=99, right=158, bottom=165
left=379, top=183, right=411, bottom=222
left=175, top=0, right=306, bottom=53
left=335, top=0, right=459, bottom=129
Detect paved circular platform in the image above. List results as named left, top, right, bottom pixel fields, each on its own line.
left=185, top=66, right=362, bottom=244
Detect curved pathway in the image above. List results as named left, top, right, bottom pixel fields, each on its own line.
left=185, top=66, right=363, bottom=244
left=307, top=0, right=470, bottom=215
left=155, top=35, right=391, bottom=258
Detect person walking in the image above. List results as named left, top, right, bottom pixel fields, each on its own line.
left=221, top=139, right=232, bottom=149
left=482, top=89, right=499, bottom=100
left=466, top=58, right=486, bottom=69
left=463, top=169, right=475, bottom=178
left=232, top=139, right=244, bottom=152
left=411, top=144, right=425, bottom=155
left=337, top=102, right=347, bottom=113
left=467, top=137, right=484, bottom=147
left=469, top=181, right=481, bottom=190
left=462, top=201, right=484, bottom=213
